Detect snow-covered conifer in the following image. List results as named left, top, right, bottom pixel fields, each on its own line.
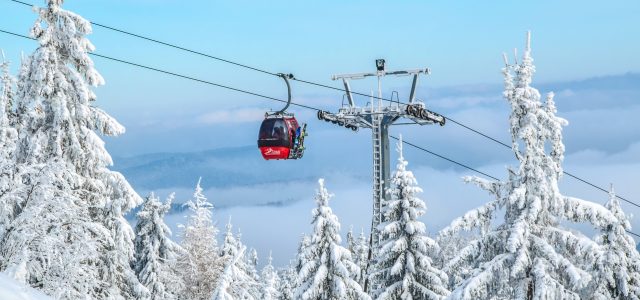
left=220, top=219, right=240, bottom=258
left=347, top=226, right=356, bottom=254
left=347, top=226, right=371, bottom=286
left=295, top=233, right=311, bottom=274
left=260, top=253, right=280, bottom=300
left=278, top=265, right=297, bottom=300
left=591, top=186, right=640, bottom=299
left=0, top=51, right=19, bottom=240
left=212, top=244, right=257, bottom=300
left=373, top=135, right=449, bottom=300
left=353, top=229, right=370, bottom=287
left=239, top=230, right=260, bottom=284
left=435, top=233, right=475, bottom=288
left=0, top=50, right=16, bottom=139
left=211, top=218, right=258, bottom=299
left=245, top=247, right=260, bottom=288
left=0, top=1, right=147, bottom=298
left=176, top=179, right=222, bottom=300
left=440, top=32, right=618, bottom=300
left=296, top=179, right=370, bottom=300
left=291, top=233, right=311, bottom=293
left=248, top=248, right=259, bottom=270
left=134, top=192, right=183, bottom=300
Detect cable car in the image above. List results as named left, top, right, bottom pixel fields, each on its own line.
left=257, top=74, right=307, bottom=160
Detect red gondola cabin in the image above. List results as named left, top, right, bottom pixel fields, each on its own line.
left=257, top=115, right=302, bottom=160
left=257, top=73, right=306, bottom=160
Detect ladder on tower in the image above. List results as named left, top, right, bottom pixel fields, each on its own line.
left=371, top=111, right=383, bottom=250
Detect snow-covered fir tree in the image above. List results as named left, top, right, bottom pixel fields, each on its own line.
left=296, top=179, right=370, bottom=300
left=220, top=219, right=238, bottom=258
left=591, top=185, right=640, bottom=299
left=134, top=192, right=184, bottom=300
left=0, top=51, right=19, bottom=240
left=248, top=248, right=259, bottom=270
left=0, top=1, right=147, bottom=298
left=347, top=226, right=357, bottom=254
left=0, top=50, right=16, bottom=156
left=245, top=247, right=260, bottom=289
left=353, top=229, right=370, bottom=287
left=277, top=265, right=297, bottom=300
left=435, top=233, right=475, bottom=288
left=260, top=253, right=280, bottom=300
left=295, top=233, right=311, bottom=274
left=212, top=244, right=256, bottom=300
left=212, top=220, right=258, bottom=300
left=347, top=226, right=370, bottom=286
left=439, top=32, right=618, bottom=300
left=238, top=229, right=260, bottom=284
left=176, top=179, right=222, bottom=300
left=373, top=135, right=449, bottom=300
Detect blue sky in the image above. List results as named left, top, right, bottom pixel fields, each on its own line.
left=2, top=0, right=640, bottom=265
left=3, top=0, right=640, bottom=86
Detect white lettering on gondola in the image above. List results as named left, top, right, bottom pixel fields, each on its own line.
left=264, top=148, right=281, bottom=155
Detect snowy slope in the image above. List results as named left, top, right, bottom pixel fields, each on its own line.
left=0, top=273, right=51, bottom=300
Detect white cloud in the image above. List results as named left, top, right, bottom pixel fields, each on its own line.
left=566, top=141, right=640, bottom=165
left=147, top=148, right=640, bottom=268
left=557, top=88, right=576, bottom=98
left=429, top=95, right=501, bottom=109
left=197, top=108, right=266, bottom=124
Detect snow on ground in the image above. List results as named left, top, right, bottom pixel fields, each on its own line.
left=0, top=273, right=51, bottom=300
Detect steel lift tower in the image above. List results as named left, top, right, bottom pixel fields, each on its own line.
left=317, top=59, right=446, bottom=291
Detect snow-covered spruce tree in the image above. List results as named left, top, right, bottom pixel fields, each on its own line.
left=347, top=226, right=370, bottom=286
left=353, top=229, right=370, bottom=287
left=212, top=220, right=258, bottom=300
left=0, top=51, right=16, bottom=157
left=134, top=192, right=184, bottom=300
left=247, top=247, right=258, bottom=271
left=296, top=179, right=370, bottom=300
left=373, top=135, right=449, bottom=300
left=439, top=32, right=617, bottom=300
left=222, top=218, right=260, bottom=299
left=0, top=52, right=19, bottom=241
left=347, top=226, right=357, bottom=254
left=212, top=244, right=257, bottom=300
left=245, top=247, right=260, bottom=288
left=0, top=1, right=148, bottom=298
left=260, top=253, right=280, bottom=300
left=0, top=54, right=35, bottom=224
left=591, top=186, right=640, bottom=299
left=176, top=179, right=222, bottom=300
left=277, top=264, right=297, bottom=300
left=434, top=232, right=475, bottom=288
left=295, top=233, right=311, bottom=274
left=238, top=228, right=260, bottom=283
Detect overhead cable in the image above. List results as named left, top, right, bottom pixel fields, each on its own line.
left=0, top=24, right=636, bottom=208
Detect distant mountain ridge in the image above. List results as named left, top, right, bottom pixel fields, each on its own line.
left=419, top=72, right=640, bottom=112
left=112, top=72, right=640, bottom=194
left=112, top=145, right=364, bottom=191
left=113, top=146, right=310, bottom=190
left=424, top=72, right=640, bottom=98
